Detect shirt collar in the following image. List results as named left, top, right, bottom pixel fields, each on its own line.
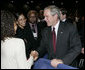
left=52, top=20, right=60, bottom=31
left=62, top=18, right=66, bottom=22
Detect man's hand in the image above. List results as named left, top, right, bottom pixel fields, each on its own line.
left=81, top=48, right=84, bottom=54
left=30, top=50, right=38, bottom=61
left=51, top=59, right=63, bottom=68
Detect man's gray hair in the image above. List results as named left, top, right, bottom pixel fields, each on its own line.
left=44, top=5, right=60, bottom=19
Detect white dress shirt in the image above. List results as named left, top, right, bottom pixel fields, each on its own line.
left=51, top=20, right=60, bottom=39
left=29, top=23, right=38, bottom=38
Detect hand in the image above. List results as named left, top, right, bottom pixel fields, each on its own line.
left=51, top=59, right=63, bottom=68
left=81, top=48, right=84, bottom=54
left=30, top=50, right=38, bottom=61
left=14, top=22, right=17, bottom=34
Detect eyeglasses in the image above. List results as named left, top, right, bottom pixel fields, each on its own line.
left=18, top=18, right=26, bottom=21
left=29, top=16, right=36, bottom=18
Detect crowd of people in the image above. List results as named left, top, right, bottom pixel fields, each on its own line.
left=1, top=5, right=84, bottom=69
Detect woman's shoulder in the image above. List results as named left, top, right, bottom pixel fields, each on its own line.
left=2, top=37, right=24, bottom=45
left=1, top=37, right=25, bottom=50
left=13, top=38, right=24, bottom=44
left=11, top=37, right=24, bottom=41
left=6, top=37, right=23, bottom=41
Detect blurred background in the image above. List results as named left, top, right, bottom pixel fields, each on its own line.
left=1, top=0, right=84, bottom=17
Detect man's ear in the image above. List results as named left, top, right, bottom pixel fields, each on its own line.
left=54, top=14, right=58, bottom=18
left=64, top=14, right=66, bottom=18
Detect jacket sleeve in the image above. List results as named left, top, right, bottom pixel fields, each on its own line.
left=62, top=24, right=82, bottom=65
left=37, top=29, right=47, bottom=58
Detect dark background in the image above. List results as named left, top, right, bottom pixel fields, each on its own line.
left=1, top=0, right=84, bottom=16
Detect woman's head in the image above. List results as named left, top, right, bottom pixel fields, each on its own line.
left=15, top=13, right=26, bottom=28
left=1, top=10, right=15, bottom=41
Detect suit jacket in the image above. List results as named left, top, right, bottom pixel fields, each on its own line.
left=37, top=21, right=82, bottom=65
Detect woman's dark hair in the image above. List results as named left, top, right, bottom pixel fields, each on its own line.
left=15, top=12, right=26, bottom=20
left=1, top=10, right=15, bottom=41
left=60, top=8, right=67, bottom=15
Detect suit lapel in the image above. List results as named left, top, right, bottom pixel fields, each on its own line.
left=56, top=21, right=65, bottom=47
left=46, top=22, right=65, bottom=57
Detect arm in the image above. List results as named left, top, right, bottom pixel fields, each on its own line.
left=30, top=28, right=48, bottom=60
left=16, top=39, right=34, bottom=69
left=62, top=24, right=82, bottom=65
left=27, top=55, right=34, bottom=69
left=36, top=29, right=47, bottom=58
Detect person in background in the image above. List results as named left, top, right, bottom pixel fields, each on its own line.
left=25, top=10, right=43, bottom=58
left=38, top=10, right=47, bottom=30
left=1, top=10, right=36, bottom=69
left=76, top=16, right=84, bottom=69
left=60, top=8, right=73, bottom=23
left=38, top=10, right=44, bottom=22
left=14, top=13, right=27, bottom=40
left=77, top=16, right=84, bottom=49
left=31, top=5, right=82, bottom=69
left=14, top=13, right=30, bottom=59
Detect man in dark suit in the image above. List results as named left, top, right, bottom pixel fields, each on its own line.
left=25, top=10, right=45, bottom=59
left=31, top=5, right=82, bottom=68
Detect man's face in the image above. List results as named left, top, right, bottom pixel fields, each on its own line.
left=29, top=13, right=37, bottom=24
left=60, top=11, right=66, bottom=21
left=44, top=9, right=57, bottom=26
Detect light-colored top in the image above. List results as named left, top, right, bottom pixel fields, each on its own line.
left=1, top=37, right=34, bottom=69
